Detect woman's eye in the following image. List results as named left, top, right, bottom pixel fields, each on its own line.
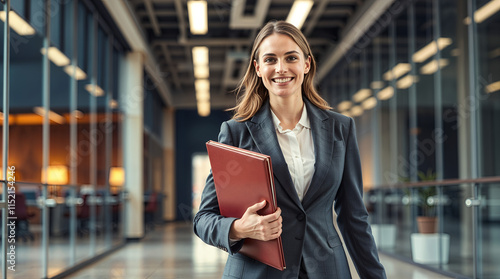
left=264, top=58, right=276, bottom=63
left=287, top=56, right=298, bottom=62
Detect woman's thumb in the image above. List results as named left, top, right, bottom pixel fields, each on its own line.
left=249, top=200, right=267, bottom=212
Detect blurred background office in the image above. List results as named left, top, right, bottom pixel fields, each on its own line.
left=0, top=0, right=499, bottom=278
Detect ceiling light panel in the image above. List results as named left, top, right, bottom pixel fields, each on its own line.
left=377, top=86, right=394, bottom=100
left=397, top=75, right=419, bottom=89
left=286, top=1, right=314, bottom=29
left=352, top=88, right=372, bottom=103
left=337, top=100, right=353, bottom=112
left=413, top=38, right=452, bottom=63
left=192, top=46, right=209, bottom=65
left=40, top=47, right=70, bottom=67
left=188, top=1, right=208, bottom=35
left=0, top=11, right=36, bottom=36
left=464, top=0, right=500, bottom=24
left=420, top=59, right=449, bottom=75
left=486, top=81, right=500, bottom=94
left=85, top=84, right=105, bottom=97
left=350, top=105, right=364, bottom=117
left=383, top=63, right=411, bottom=81
left=361, top=97, right=377, bottom=110
left=370, top=81, right=385, bottom=90
left=197, top=100, right=211, bottom=117
left=64, top=65, right=87, bottom=80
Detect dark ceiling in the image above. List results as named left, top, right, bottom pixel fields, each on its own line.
left=126, top=0, right=366, bottom=108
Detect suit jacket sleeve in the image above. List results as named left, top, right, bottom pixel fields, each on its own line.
left=334, top=117, right=387, bottom=279
left=193, top=121, right=245, bottom=255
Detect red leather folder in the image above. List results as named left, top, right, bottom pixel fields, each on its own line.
left=206, top=140, right=286, bottom=271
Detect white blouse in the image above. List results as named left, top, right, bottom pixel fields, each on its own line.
left=271, top=105, right=315, bottom=202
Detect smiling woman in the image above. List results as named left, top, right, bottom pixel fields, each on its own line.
left=193, top=20, right=387, bottom=279
left=230, top=20, right=331, bottom=123
left=253, top=33, right=310, bottom=122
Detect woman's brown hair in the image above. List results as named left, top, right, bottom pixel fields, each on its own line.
left=231, top=20, right=331, bottom=121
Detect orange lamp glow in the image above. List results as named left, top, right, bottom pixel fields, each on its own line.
left=109, top=167, right=125, bottom=186
left=42, top=165, right=69, bottom=185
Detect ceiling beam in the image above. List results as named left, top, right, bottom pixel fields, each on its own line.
left=144, top=0, right=161, bottom=36
left=230, top=0, right=271, bottom=29
left=321, top=8, right=354, bottom=17
left=314, top=20, right=345, bottom=28
left=142, top=21, right=228, bottom=29
left=160, top=45, right=182, bottom=92
left=154, top=38, right=253, bottom=47
left=136, top=9, right=230, bottom=17
left=303, top=0, right=329, bottom=37
left=152, top=37, right=331, bottom=47
left=174, top=0, right=188, bottom=41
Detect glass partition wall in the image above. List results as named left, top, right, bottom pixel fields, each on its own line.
left=0, top=0, right=126, bottom=278
left=321, top=0, right=500, bottom=278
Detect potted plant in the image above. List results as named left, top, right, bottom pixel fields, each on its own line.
left=415, top=169, right=437, bottom=234
left=409, top=170, right=450, bottom=264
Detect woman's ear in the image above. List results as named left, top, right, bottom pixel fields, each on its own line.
left=254, top=60, right=261, bottom=77
left=304, top=55, right=311, bottom=74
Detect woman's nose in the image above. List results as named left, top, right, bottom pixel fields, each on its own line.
left=276, top=61, right=287, bottom=73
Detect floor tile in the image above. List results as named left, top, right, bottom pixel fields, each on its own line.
left=66, top=223, right=455, bottom=279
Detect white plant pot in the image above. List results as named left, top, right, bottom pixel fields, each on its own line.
left=371, top=224, right=396, bottom=248
left=411, top=233, right=450, bottom=264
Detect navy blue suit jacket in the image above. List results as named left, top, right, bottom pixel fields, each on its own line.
left=194, top=99, right=386, bottom=279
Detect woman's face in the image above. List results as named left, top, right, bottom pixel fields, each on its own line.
left=254, top=33, right=310, bottom=102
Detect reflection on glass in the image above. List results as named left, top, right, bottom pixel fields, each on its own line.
left=352, top=88, right=372, bottom=103
left=371, top=81, right=385, bottom=90
left=40, top=47, right=70, bottom=67
left=318, top=0, right=498, bottom=277
left=337, top=100, right=353, bottom=112
left=350, top=105, right=364, bottom=117
left=377, top=86, right=394, bottom=100
left=465, top=0, right=500, bottom=24
left=397, top=75, right=419, bottom=89
left=486, top=81, right=500, bottom=94
left=84, top=84, right=104, bottom=97
left=63, top=65, right=87, bottom=80
left=362, top=97, right=378, bottom=110
left=0, top=10, right=35, bottom=36
left=419, top=59, right=449, bottom=75
left=412, top=38, right=452, bottom=63
left=33, top=107, right=66, bottom=124
left=383, top=63, right=411, bottom=80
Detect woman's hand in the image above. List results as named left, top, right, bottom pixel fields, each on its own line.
left=229, top=200, right=282, bottom=241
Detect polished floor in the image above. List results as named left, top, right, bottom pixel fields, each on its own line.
left=66, top=222, right=454, bottom=279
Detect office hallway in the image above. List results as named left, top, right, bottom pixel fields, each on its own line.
left=67, top=223, right=454, bottom=279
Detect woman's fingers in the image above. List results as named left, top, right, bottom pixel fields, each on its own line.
left=234, top=203, right=283, bottom=241
left=246, top=200, right=267, bottom=214
left=260, top=211, right=282, bottom=240
left=261, top=207, right=281, bottom=222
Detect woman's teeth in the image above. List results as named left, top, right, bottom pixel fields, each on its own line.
left=274, top=78, right=292, bottom=83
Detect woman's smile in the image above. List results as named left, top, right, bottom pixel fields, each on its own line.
left=254, top=33, right=310, bottom=101
left=273, top=77, right=294, bottom=84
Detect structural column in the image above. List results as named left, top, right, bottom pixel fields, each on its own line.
left=120, top=51, right=145, bottom=239
left=456, top=0, right=473, bottom=258
left=163, top=107, right=176, bottom=221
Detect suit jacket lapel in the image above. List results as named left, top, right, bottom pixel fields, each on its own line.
left=245, top=101, right=304, bottom=210
left=302, top=100, right=335, bottom=208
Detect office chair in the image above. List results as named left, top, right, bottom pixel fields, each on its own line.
left=13, top=192, right=35, bottom=242
left=77, top=194, right=90, bottom=236
left=144, top=192, right=158, bottom=231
